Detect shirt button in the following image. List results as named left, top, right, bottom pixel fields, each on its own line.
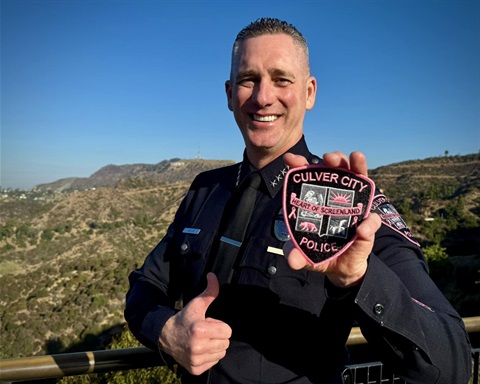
left=267, top=266, right=277, bottom=275
left=180, top=243, right=188, bottom=251
left=374, top=303, right=385, bottom=315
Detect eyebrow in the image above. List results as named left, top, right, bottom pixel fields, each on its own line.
left=268, top=68, right=296, bottom=80
left=236, top=68, right=296, bottom=80
left=236, top=69, right=258, bottom=79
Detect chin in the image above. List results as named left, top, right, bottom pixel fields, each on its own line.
left=247, top=139, right=277, bottom=152
left=245, top=130, right=280, bottom=147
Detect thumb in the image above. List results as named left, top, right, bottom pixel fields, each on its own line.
left=188, top=272, right=220, bottom=318
left=202, top=272, right=220, bottom=302
left=283, top=241, right=311, bottom=270
left=283, top=153, right=309, bottom=169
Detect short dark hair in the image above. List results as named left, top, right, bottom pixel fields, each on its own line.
left=231, top=18, right=310, bottom=77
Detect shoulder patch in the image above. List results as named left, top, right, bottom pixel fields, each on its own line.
left=371, top=194, right=420, bottom=246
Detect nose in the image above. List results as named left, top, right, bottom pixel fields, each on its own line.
left=251, top=80, right=275, bottom=107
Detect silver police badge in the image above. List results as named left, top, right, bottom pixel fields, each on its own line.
left=283, top=165, right=375, bottom=266
left=273, top=208, right=290, bottom=242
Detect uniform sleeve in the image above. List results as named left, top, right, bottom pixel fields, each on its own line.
left=353, top=223, right=472, bottom=383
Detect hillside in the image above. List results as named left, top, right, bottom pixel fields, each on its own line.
left=0, top=183, right=190, bottom=358
left=0, top=153, right=478, bottom=360
left=369, top=153, right=479, bottom=209
left=369, top=153, right=479, bottom=253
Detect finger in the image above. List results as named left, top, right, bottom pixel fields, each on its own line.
left=356, top=213, right=381, bottom=240
left=349, top=151, right=368, bottom=176
left=202, top=272, right=220, bottom=305
left=188, top=360, right=220, bottom=376
left=283, top=153, right=308, bottom=168
left=206, top=272, right=220, bottom=294
left=323, top=152, right=349, bottom=169
left=186, top=328, right=231, bottom=375
left=283, top=242, right=311, bottom=270
left=189, top=273, right=220, bottom=318
left=205, top=317, right=233, bottom=339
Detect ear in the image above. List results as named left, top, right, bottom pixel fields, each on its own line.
left=225, top=80, right=233, bottom=111
left=305, top=76, right=317, bottom=111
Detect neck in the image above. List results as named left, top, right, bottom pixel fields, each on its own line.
left=246, top=135, right=304, bottom=170
left=248, top=153, right=278, bottom=170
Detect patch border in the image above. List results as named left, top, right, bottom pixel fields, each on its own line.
left=283, top=165, right=375, bottom=266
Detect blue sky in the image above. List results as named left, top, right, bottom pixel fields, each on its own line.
left=2, top=0, right=479, bottom=189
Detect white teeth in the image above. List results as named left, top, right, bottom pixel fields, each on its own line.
left=253, top=114, right=278, bottom=122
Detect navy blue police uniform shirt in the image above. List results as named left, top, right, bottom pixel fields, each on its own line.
left=125, top=136, right=472, bottom=384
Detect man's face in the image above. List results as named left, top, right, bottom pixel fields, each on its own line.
left=226, top=34, right=316, bottom=166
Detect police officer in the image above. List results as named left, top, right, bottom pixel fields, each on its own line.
left=125, top=18, right=472, bottom=383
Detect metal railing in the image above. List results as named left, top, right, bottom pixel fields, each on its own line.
left=342, top=361, right=410, bottom=384
left=1, top=316, right=479, bottom=383
left=342, top=348, right=479, bottom=384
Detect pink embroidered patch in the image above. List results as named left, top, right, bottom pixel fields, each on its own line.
left=370, top=194, right=420, bottom=246
left=283, top=165, right=375, bottom=266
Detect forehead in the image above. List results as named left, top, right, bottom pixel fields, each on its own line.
left=234, top=34, right=307, bottom=75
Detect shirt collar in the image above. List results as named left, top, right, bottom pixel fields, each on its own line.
left=240, top=136, right=322, bottom=198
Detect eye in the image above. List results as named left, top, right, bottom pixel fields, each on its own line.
left=237, top=78, right=256, bottom=88
left=274, top=78, right=292, bottom=87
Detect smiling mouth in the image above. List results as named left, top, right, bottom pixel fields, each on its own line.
left=252, top=114, right=279, bottom=122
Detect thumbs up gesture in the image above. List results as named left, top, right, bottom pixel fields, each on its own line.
left=159, top=272, right=232, bottom=375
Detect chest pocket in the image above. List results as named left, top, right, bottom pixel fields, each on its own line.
left=236, top=237, right=309, bottom=286
left=171, top=228, right=217, bottom=302
left=236, top=236, right=324, bottom=313
left=174, top=182, right=232, bottom=296
left=177, top=228, right=217, bottom=258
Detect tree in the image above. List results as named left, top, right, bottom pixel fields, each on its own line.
left=423, top=244, right=452, bottom=292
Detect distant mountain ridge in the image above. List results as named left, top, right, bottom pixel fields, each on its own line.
left=370, top=153, right=479, bottom=180
left=369, top=153, right=479, bottom=206
left=35, top=158, right=236, bottom=192
left=35, top=153, right=479, bottom=194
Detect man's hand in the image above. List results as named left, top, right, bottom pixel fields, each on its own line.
left=283, top=151, right=382, bottom=288
left=159, top=272, right=232, bottom=375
